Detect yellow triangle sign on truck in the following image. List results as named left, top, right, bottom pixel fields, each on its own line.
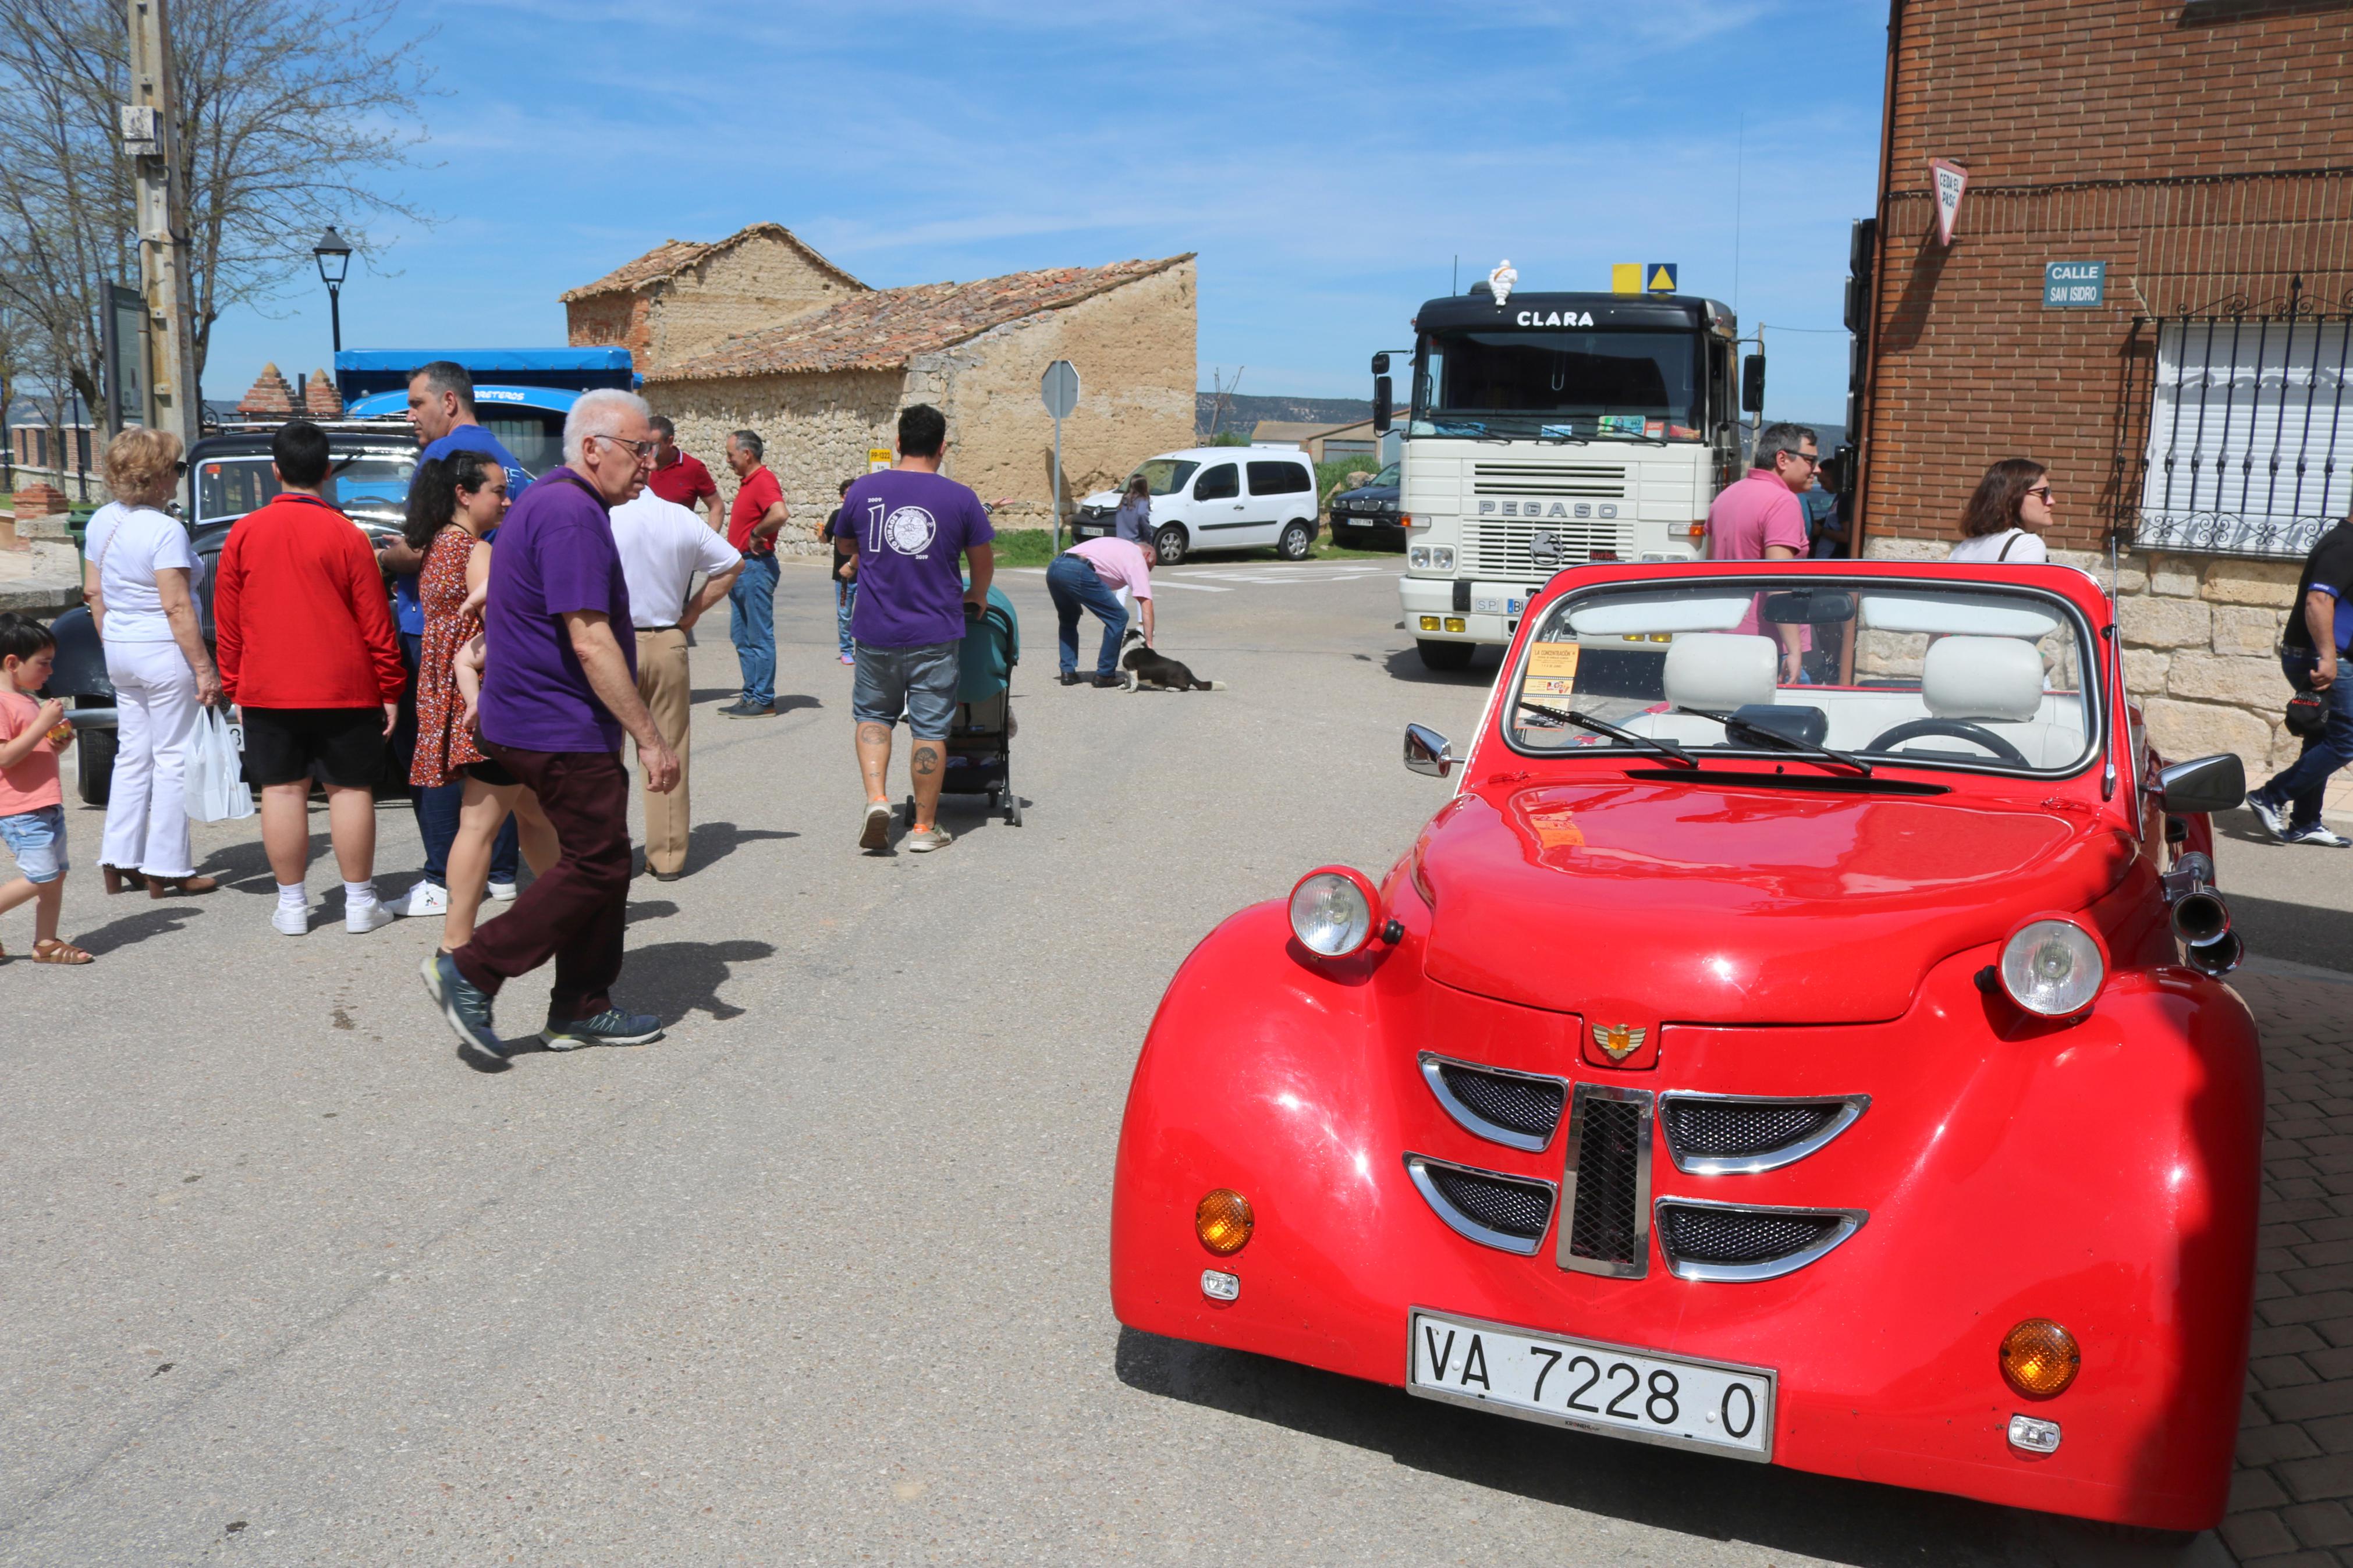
left=1648, top=264, right=1678, bottom=294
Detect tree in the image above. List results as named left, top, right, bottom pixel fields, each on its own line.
left=0, top=0, right=432, bottom=433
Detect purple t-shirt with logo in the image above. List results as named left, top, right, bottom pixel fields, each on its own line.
left=478, top=467, right=636, bottom=753
left=844, top=469, right=995, bottom=648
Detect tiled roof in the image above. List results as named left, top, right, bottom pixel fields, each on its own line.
left=558, top=222, right=863, bottom=303
left=645, top=255, right=1194, bottom=382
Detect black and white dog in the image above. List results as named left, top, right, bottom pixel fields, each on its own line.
left=1120, top=629, right=1225, bottom=692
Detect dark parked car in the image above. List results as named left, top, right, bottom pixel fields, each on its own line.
left=48, top=423, right=418, bottom=805
left=1326, top=460, right=1403, bottom=549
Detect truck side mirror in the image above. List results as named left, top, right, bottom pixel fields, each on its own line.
left=1741, top=354, right=1766, bottom=415
left=1371, top=352, right=1390, bottom=375
left=1374, top=376, right=1393, bottom=435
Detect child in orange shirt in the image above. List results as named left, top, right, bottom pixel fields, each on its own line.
left=0, top=613, right=90, bottom=963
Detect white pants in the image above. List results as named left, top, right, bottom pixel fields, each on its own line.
left=101, top=640, right=198, bottom=878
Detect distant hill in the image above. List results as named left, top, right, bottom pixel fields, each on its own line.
left=1197, top=393, right=1390, bottom=439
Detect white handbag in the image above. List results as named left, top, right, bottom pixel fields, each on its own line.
left=185, top=707, right=254, bottom=822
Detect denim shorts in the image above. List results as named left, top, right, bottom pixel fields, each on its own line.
left=0, top=804, right=67, bottom=885
left=851, top=640, right=961, bottom=740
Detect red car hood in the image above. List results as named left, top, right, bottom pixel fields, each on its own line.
left=1413, top=780, right=2131, bottom=1025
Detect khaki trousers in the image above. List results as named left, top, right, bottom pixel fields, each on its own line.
left=634, top=627, right=692, bottom=875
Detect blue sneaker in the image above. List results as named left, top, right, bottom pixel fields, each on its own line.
left=421, top=951, right=503, bottom=1067
left=2284, top=822, right=2353, bottom=848
left=2246, top=790, right=2292, bottom=841
left=540, top=1008, right=665, bottom=1050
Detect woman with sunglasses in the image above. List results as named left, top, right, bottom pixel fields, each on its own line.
left=1950, top=458, right=2054, bottom=563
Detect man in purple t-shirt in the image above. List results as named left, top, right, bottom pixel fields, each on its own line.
left=1705, top=421, right=1819, bottom=684
left=421, top=389, right=682, bottom=1068
left=842, top=404, right=995, bottom=854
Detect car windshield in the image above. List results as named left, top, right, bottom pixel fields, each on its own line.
left=1505, top=577, right=2098, bottom=777
left=1412, top=329, right=1702, bottom=442
left=1135, top=458, right=1199, bottom=496
left=196, top=450, right=416, bottom=529
left=1373, top=461, right=1399, bottom=486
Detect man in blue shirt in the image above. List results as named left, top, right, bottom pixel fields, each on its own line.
left=2248, top=513, right=2353, bottom=847
left=379, top=361, right=531, bottom=913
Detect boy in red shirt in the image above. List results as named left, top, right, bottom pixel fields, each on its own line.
left=0, top=613, right=91, bottom=962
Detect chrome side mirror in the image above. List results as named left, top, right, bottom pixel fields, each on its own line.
left=2158, top=753, right=2246, bottom=816
left=1404, top=723, right=1457, bottom=778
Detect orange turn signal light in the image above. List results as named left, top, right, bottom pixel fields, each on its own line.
left=2000, top=1318, right=2080, bottom=1398
left=1195, top=1189, right=1254, bottom=1256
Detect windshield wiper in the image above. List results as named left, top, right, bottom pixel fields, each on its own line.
left=1517, top=700, right=1697, bottom=767
left=1679, top=706, right=1873, bottom=776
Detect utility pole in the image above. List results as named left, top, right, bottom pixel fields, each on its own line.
left=125, top=0, right=200, bottom=446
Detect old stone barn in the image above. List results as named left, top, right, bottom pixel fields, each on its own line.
left=562, top=225, right=1196, bottom=543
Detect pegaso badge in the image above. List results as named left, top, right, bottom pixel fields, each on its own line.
left=1593, top=1023, right=1648, bottom=1062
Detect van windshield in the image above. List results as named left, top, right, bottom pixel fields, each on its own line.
left=1135, top=459, right=1199, bottom=496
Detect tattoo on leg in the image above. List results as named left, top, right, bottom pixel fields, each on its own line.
left=857, top=722, right=891, bottom=745
left=912, top=745, right=941, bottom=776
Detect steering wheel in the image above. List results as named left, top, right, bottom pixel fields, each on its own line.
left=1864, top=717, right=2028, bottom=765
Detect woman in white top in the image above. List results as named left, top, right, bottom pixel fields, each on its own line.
left=1948, top=458, right=2055, bottom=564
left=85, top=428, right=222, bottom=897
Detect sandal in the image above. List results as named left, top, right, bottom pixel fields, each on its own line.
left=31, top=938, right=94, bottom=965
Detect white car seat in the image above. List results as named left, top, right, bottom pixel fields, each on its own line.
left=1907, top=635, right=2086, bottom=767
left=1619, top=633, right=1781, bottom=745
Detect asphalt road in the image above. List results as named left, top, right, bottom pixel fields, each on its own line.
left=0, top=555, right=2261, bottom=1566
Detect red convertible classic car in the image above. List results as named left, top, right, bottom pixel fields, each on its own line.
left=1111, top=560, right=2260, bottom=1530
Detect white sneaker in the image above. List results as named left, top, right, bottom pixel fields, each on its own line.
left=271, top=905, right=308, bottom=936
left=346, top=901, right=395, bottom=934
left=400, top=881, right=450, bottom=918
left=487, top=880, right=519, bottom=901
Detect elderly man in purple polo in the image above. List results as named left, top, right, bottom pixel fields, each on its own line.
left=1704, top=421, right=1819, bottom=684
left=421, top=388, right=682, bottom=1068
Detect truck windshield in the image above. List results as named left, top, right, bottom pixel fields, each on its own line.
left=1413, top=329, right=1701, bottom=441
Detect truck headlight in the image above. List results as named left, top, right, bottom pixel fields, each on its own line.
left=1410, top=546, right=1431, bottom=568
left=1289, top=867, right=1378, bottom=958
left=1999, top=918, right=2106, bottom=1017
left=1432, top=546, right=1455, bottom=571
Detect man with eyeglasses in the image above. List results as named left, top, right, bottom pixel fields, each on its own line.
left=1705, top=421, right=1820, bottom=683
left=422, top=388, right=683, bottom=1068
left=720, top=429, right=790, bottom=718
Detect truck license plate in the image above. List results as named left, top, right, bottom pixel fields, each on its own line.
left=1471, top=597, right=1524, bottom=616
left=1408, top=1309, right=1774, bottom=1460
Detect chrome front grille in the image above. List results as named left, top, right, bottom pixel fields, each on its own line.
left=1658, top=1094, right=1869, bottom=1175
left=1420, top=1053, right=1567, bottom=1152
left=1557, top=1085, right=1652, bottom=1278
left=1653, top=1199, right=1866, bottom=1282
left=1471, top=461, right=1628, bottom=497
left=1405, top=1154, right=1557, bottom=1255
left=1461, top=519, right=1635, bottom=577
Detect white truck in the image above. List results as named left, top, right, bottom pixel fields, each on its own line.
left=1386, top=286, right=1751, bottom=670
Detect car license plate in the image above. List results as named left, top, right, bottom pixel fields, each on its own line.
left=1408, top=1309, right=1774, bottom=1460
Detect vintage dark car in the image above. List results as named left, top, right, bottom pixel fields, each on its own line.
left=48, top=422, right=417, bottom=803
left=1110, top=557, right=2260, bottom=1531
left=1326, top=458, right=1403, bottom=549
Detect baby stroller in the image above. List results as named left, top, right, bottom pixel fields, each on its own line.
left=906, top=584, right=1022, bottom=827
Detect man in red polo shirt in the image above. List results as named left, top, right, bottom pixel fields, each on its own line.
left=214, top=420, right=407, bottom=937
left=645, top=415, right=721, bottom=532
left=719, top=429, right=789, bottom=717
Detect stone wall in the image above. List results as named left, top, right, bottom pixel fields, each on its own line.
left=566, top=294, right=649, bottom=360
left=646, top=368, right=904, bottom=552
left=571, top=235, right=863, bottom=374
left=914, top=258, right=1197, bottom=526
left=1864, top=536, right=2351, bottom=817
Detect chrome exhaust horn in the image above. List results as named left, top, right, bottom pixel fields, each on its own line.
left=2184, top=929, right=2244, bottom=977
left=2160, top=851, right=2241, bottom=975
left=2170, top=890, right=2231, bottom=948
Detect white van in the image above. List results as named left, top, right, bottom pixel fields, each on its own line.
left=1073, top=446, right=1319, bottom=565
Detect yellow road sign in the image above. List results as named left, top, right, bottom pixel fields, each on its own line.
left=1611, top=264, right=1642, bottom=295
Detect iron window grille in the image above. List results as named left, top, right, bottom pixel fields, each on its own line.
left=2118, top=281, right=2353, bottom=559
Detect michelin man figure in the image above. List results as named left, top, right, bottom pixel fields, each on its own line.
left=1488, top=258, right=1517, bottom=305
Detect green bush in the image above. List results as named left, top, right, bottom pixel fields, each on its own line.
left=1316, top=455, right=1383, bottom=503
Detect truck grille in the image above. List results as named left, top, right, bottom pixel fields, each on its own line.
left=1471, top=462, right=1627, bottom=497
left=1557, top=1085, right=1652, bottom=1278
left=1657, top=1094, right=1869, bottom=1175
left=1653, top=1200, right=1866, bottom=1282
left=1462, top=520, right=1635, bottom=577
left=1404, top=1154, right=1556, bottom=1256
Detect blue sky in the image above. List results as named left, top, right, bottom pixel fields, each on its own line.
left=207, top=0, right=1890, bottom=426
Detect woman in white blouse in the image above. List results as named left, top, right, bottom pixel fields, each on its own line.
left=1948, top=458, right=2055, bottom=564
left=85, top=428, right=221, bottom=897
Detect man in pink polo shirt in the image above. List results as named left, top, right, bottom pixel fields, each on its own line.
left=1705, top=422, right=1819, bottom=683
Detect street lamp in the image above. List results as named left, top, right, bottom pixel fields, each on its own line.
left=312, top=226, right=352, bottom=353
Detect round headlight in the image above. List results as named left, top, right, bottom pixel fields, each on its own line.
left=1289, top=867, right=1377, bottom=958
left=1410, top=545, right=1431, bottom=568
left=1999, top=918, right=2106, bottom=1017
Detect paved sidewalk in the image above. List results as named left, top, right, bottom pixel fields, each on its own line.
left=2225, top=962, right=2353, bottom=1565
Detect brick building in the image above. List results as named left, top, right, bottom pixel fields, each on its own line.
left=1853, top=0, right=2353, bottom=805
left=619, top=254, right=1197, bottom=543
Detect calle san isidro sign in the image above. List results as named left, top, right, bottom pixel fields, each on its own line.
left=2044, top=261, right=2106, bottom=309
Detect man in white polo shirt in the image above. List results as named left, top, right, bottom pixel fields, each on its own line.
left=610, top=486, right=743, bottom=880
